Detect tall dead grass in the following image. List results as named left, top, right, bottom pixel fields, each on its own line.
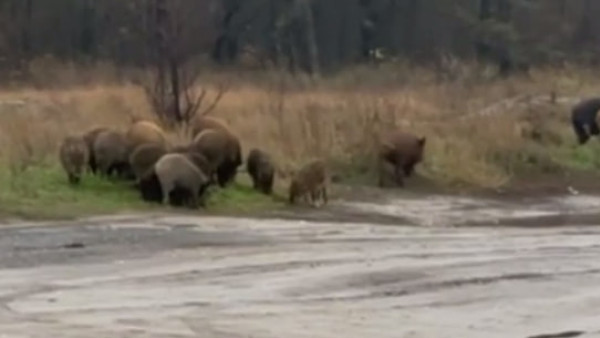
left=0, top=62, right=597, bottom=189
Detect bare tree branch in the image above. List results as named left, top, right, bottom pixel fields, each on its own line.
left=199, top=87, right=226, bottom=117
left=190, top=88, right=207, bottom=116
left=139, top=0, right=231, bottom=128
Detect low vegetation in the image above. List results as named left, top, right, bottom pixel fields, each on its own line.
left=0, top=62, right=600, bottom=219
left=0, top=163, right=284, bottom=220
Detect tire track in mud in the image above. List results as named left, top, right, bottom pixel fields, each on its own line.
left=0, top=220, right=600, bottom=338
left=0, top=215, right=598, bottom=337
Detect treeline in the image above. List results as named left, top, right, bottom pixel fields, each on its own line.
left=0, top=0, right=599, bottom=75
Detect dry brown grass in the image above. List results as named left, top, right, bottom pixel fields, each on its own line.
left=1, top=62, right=599, bottom=190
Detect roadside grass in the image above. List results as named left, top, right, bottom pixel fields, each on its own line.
left=0, top=165, right=148, bottom=219
left=551, top=141, right=600, bottom=171
left=205, top=179, right=288, bottom=214
left=0, top=165, right=284, bottom=220
left=1, top=62, right=600, bottom=218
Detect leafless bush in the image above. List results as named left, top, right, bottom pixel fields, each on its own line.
left=141, top=0, right=228, bottom=128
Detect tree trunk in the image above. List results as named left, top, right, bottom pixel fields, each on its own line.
left=557, top=0, right=566, bottom=18
left=479, top=0, right=492, bottom=20
left=404, top=0, right=419, bottom=54
left=301, top=0, right=320, bottom=76
left=575, top=0, right=592, bottom=43
left=80, top=0, right=96, bottom=56
left=497, top=0, right=511, bottom=23
left=475, top=0, right=493, bottom=61
left=21, top=0, right=33, bottom=58
left=169, top=55, right=182, bottom=122
left=155, top=0, right=169, bottom=121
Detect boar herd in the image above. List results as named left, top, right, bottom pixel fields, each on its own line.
left=59, top=114, right=427, bottom=210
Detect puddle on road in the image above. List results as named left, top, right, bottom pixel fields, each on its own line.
left=338, top=194, right=600, bottom=227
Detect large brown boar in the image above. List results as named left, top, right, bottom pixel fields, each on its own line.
left=189, top=116, right=232, bottom=139
left=191, top=129, right=242, bottom=187
left=93, top=129, right=134, bottom=179
left=571, top=97, right=600, bottom=145
left=138, top=153, right=211, bottom=208
left=128, top=142, right=168, bottom=182
left=125, top=120, right=168, bottom=151
left=170, top=144, right=216, bottom=186
left=378, top=130, right=426, bottom=187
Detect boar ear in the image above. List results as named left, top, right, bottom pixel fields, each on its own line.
left=418, top=136, right=426, bottom=147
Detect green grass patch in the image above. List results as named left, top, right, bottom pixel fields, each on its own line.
left=205, top=180, right=287, bottom=214
left=550, top=141, right=600, bottom=171
left=0, top=164, right=148, bottom=219
left=0, top=165, right=285, bottom=220
left=525, top=126, right=600, bottom=172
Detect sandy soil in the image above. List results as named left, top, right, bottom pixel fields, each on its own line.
left=1, top=193, right=600, bottom=337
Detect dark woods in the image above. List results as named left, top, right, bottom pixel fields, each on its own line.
left=0, top=0, right=598, bottom=123
left=1, top=0, right=599, bottom=72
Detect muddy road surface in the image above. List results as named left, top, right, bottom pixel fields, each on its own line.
left=2, top=194, right=600, bottom=337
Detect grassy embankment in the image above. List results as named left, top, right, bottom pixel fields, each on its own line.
left=1, top=61, right=600, bottom=219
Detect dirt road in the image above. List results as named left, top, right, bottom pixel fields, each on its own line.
left=1, top=194, right=600, bottom=337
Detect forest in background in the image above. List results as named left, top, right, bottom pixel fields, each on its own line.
left=0, top=0, right=599, bottom=78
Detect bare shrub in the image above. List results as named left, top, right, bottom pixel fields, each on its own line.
left=141, top=0, right=228, bottom=129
